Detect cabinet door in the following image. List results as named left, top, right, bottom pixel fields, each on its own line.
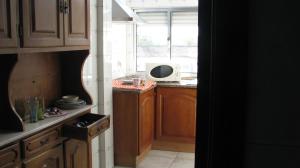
left=0, top=0, right=17, bottom=48
left=64, top=139, right=88, bottom=168
left=156, top=87, right=196, bottom=143
left=139, top=89, right=155, bottom=154
left=22, top=0, right=64, bottom=47
left=64, top=0, right=90, bottom=46
left=0, top=143, right=20, bottom=168
left=23, top=145, right=64, bottom=168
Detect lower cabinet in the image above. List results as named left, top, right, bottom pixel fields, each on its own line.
left=64, top=139, right=88, bottom=168
left=0, top=143, right=20, bottom=168
left=154, top=86, right=196, bottom=152
left=113, top=88, right=155, bottom=167
left=23, top=145, right=64, bottom=168
left=0, top=112, right=110, bottom=168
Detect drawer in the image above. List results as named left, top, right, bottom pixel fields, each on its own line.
left=22, top=126, right=62, bottom=158
left=23, top=145, right=64, bottom=168
left=63, top=113, right=110, bottom=141
left=0, top=143, right=20, bottom=168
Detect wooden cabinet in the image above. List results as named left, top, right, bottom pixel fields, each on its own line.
left=21, top=0, right=89, bottom=47
left=64, top=139, right=88, bottom=168
left=113, top=88, right=155, bottom=167
left=0, top=143, right=20, bottom=168
left=22, top=0, right=64, bottom=47
left=139, top=90, right=155, bottom=155
left=64, top=0, right=90, bottom=46
left=154, top=86, right=196, bottom=152
left=22, top=126, right=62, bottom=158
left=0, top=0, right=18, bottom=48
left=23, top=145, right=64, bottom=168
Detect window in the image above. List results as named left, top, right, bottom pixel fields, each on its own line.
left=136, top=10, right=198, bottom=73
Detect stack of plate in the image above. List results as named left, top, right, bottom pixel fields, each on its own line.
left=55, top=95, right=86, bottom=109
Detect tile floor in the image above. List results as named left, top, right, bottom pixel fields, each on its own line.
left=115, top=150, right=195, bottom=168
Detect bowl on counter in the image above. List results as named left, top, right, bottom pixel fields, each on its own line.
left=62, top=95, right=79, bottom=103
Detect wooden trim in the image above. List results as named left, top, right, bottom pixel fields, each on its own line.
left=152, top=140, right=195, bottom=153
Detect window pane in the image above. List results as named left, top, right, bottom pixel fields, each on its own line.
left=171, top=12, right=198, bottom=73
left=137, top=12, right=169, bottom=71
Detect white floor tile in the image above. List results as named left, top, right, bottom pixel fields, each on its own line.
left=147, top=150, right=178, bottom=159
left=137, top=155, right=175, bottom=168
left=169, top=158, right=195, bottom=168
left=176, top=152, right=195, bottom=160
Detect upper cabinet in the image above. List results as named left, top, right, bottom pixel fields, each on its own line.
left=64, top=0, right=90, bottom=46
left=22, top=0, right=64, bottom=47
left=0, top=0, right=18, bottom=48
left=21, top=0, right=89, bottom=48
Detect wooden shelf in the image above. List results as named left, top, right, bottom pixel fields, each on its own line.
left=0, top=50, right=93, bottom=132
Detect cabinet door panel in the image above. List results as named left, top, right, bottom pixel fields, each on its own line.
left=139, top=89, right=155, bottom=154
left=156, top=87, right=196, bottom=143
left=23, top=145, right=64, bottom=168
left=64, top=0, right=90, bottom=46
left=0, top=0, right=17, bottom=48
left=0, top=143, right=20, bottom=168
left=64, top=139, right=88, bottom=168
left=22, top=0, right=64, bottom=47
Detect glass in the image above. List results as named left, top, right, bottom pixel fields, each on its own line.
left=137, top=12, right=169, bottom=71
left=171, top=12, right=198, bottom=73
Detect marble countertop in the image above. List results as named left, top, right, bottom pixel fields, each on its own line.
left=113, top=75, right=197, bottom=92
left=0, top=105, right=94, bottom=148
left=156, top=79, right=197, bottom=88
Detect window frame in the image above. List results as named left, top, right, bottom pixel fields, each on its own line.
left=135, top=7, right=198, bottom=73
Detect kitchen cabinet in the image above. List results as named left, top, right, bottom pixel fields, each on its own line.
left=22, top=0, right=64, bottom=47
left=0, top=143, right=20, bottom=168
left=139, top=90, right=155, bottom=155
left=0, top=0, right=18, bottom=48
left=113, top=88, right=155, bottom=167
left=0, top=0, right=109, bottom=168
left=154, top=86, right=196, bottom=152
left=23, top=145, right=64, bottom=168
left=21, top=0, right=89, bottom=47
left=64, top=0, right=90, bottom=46
left=64, top=139, right=88, bottom=168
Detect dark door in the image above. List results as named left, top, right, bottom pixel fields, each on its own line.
left=22, top=0, right=64, bottom=47
left=64, top=0, right=90, bottom=46
left=0, top=0, right=17, bottom=48
left=196, top=0, right=300, bottom=168
left=244, top=0, right=300, bottom=167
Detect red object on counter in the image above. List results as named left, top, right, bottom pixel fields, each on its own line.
left=112, top=80, right=156, bottom=91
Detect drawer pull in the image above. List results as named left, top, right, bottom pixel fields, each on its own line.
left=43, top=164, right=48, bottom=168
left=40, top=138, right=49, bottom=145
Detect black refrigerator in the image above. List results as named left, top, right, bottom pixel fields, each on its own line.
left=195, top=0, right=300, bottom=168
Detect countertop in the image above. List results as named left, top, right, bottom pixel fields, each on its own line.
left=0, top=105, right=94, bottom=148
left=156, top=79, right=197, bottom=88
left=113, top=75, right=197, bottom=93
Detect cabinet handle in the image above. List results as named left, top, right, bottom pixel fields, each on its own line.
left=40, top=138, right=49, bottom=145
left=59, top=0, right=64, bottom=13
left=64, top=1, right=69, bottom=14
left=43, top=164, right=48, bottom=168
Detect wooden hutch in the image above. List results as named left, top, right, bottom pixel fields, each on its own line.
left=0, top=0, right=109, bottom=168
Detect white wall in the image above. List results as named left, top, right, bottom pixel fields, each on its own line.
left=112, top=23, right=136, bottom=79
left=82, top=0, right=100, bottom=167
left=82, top=0, right=114, bottom=168
left=97, top=0, right=115, bottom=168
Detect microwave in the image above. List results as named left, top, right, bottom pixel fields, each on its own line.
left=146, top=63, right=181, bottom=82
